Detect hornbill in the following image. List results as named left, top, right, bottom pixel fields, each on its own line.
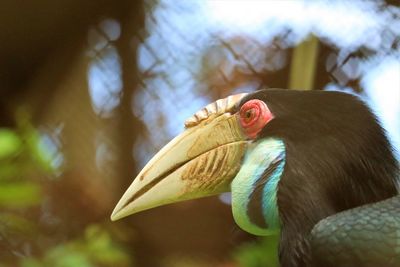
left=111, top=89, right=400, bottom=267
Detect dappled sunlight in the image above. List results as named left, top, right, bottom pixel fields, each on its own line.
left=88, top=46, right=122, bottom=117
left=206, top=0, right=399, bottom=49
left=39, top=124, right=64, bottom=176
left=135, top=0, right=400, bottom=167
left=87, top=19, right=123, bottom=118
left=362, top=54, right=400, bottom=159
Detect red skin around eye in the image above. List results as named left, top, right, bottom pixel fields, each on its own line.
left=238, top=99, right=274, bottom=139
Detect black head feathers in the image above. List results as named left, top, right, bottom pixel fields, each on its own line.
left=241, top=89, right=399, bottom=266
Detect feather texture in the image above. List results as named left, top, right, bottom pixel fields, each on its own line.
left=311, top=195, right=400, bottom=267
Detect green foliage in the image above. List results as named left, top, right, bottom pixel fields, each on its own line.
left=0, top=212, right=37, bottom=245
left=0, top=182, right=42, bottom=207
left=0, top=129, right=21, bottom=159
left=21, top=224, right=132, bottom=267
left=233, top=235, right=279, bottom=267
left=0, top=213, right=36, bottom=233
left=162, top=255, right=211, bottom=267
left=0, top=114, right=53, bottom=184
left=0, top=120, right=51, bottom=255
left=0, top=115, right=134, bottom=267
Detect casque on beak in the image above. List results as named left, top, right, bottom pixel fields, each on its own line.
left=111, top=94, right=248, bottom=221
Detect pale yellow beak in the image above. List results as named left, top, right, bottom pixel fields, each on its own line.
left=111, top=110, right=248, bottom=221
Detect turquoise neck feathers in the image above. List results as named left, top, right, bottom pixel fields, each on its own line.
left=231, top=138, right=285, bottom=236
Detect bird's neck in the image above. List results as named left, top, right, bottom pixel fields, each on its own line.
left=231, top=138, right=285, bottom=236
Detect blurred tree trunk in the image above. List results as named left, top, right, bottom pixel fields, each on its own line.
left=289, top=35, right=319, bottom=90
left=114, top=1, right=144, bottom=194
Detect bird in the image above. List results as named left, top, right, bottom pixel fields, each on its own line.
left=111, top=89, right=400, bottom=267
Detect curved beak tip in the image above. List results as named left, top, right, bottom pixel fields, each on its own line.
left=110, top=204, right=125, bottom=221
left=110, top=213, right=119, bottom=221
left=111, top=197, right=139, bottom=221
left=110, top=212, right=123, bottom=221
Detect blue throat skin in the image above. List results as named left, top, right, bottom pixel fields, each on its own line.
left=231, top=138, right=285, bottom=236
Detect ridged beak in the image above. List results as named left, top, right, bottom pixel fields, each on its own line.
left=111, top=107, right=248, bottom=221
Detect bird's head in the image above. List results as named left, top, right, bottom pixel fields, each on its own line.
left=111, top=89, right=398, bottom=241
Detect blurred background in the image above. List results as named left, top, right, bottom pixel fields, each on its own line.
left=0, top=0, right=399, bottom=267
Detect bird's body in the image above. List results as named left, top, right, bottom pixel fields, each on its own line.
left=253, top=90, right=399, bottom=266
left=311, top=195, right=400, bottom=267
left=112, top=89, right=400, bottom=267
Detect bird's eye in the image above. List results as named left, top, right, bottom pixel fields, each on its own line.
left=245, top=109, right=254, bottom=119
left=239, top=99, right=273, bottom=139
